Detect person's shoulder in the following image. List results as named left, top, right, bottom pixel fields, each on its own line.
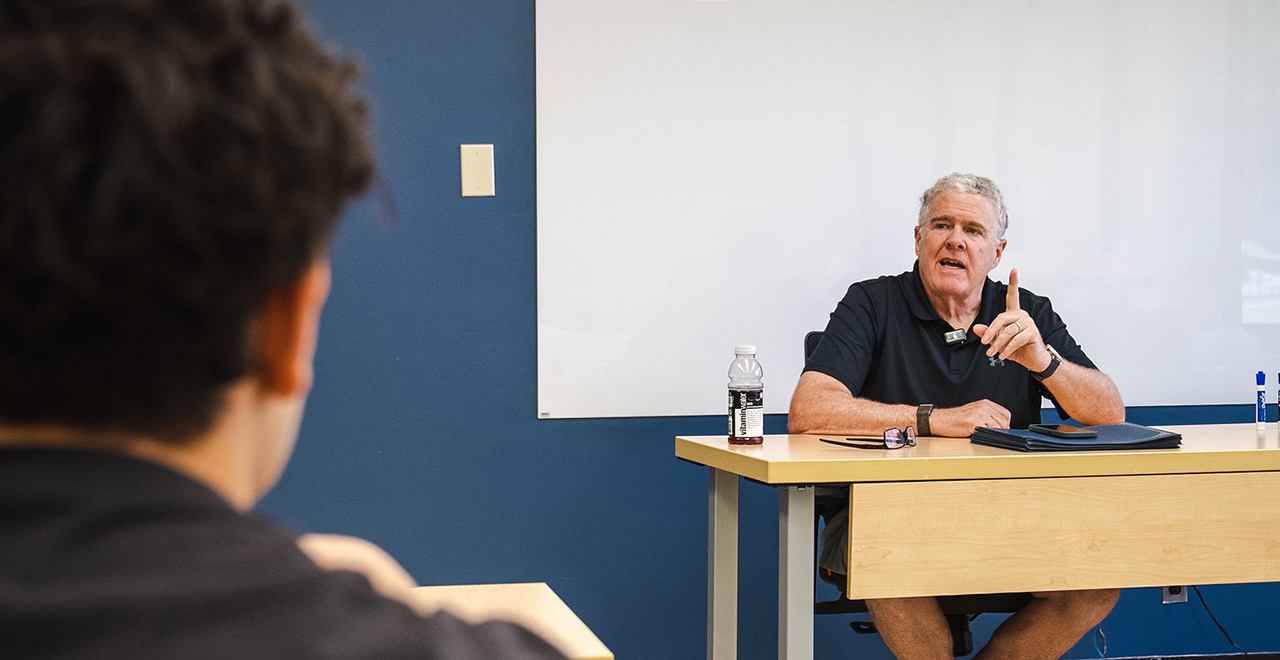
left=858, top=269, right=914, bottom=286
left=414, top=610, right=570, bottom=660
left=245, top=568, right=569, bottom=660
left=1012, top=284, right=1075, bottom=331
left=306, top=577, right=569, bottom=660
left=1014, top=284, right=1055, bottom=312
left=841, top=269, right=913, bottom=297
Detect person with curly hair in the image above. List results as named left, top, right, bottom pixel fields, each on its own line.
left=0, top=1, right=565, bottom=658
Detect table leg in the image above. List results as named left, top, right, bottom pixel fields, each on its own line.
left=779, top=485, right=815, bottom=660
left=709, top=468, right=738, bottom=660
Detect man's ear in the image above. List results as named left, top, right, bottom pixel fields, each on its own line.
left=257, top=260, right=332, bottom=397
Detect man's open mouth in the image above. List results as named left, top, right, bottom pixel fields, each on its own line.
left=940, top=258, right=966, bottom=270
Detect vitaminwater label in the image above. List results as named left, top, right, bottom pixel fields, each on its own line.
left=728, top=389, right=764, bottom=438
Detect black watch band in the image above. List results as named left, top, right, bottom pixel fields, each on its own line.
left=916, top=403, right=934, bottom=437
left=1031, top=352, right=1062, bottom=382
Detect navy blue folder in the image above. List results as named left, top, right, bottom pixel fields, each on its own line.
left=970, top=422, right=1182, bottom=452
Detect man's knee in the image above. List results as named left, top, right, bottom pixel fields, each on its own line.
left=1032, top=588, right=1120, bottom=625
left=866, top=597, right=954, bottom=658
left=1082, top=588, right=1122, bottom=621
left=866, top=596, right=948, bottom=629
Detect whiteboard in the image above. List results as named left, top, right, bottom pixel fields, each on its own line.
left=536, top=0, right=1280, bottom=419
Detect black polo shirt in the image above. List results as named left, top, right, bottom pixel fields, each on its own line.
left=804, top=261, right=1096, bottom=428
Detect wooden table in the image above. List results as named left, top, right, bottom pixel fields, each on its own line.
left=676, top=423, right=1280, bottom=660
left=408, top=582, right=612, bottom=660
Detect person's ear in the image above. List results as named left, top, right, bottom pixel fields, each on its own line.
left=257, top=259, right=332, bottom=397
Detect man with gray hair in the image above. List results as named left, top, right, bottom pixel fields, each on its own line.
left=789, top=173, right=1125, bottom=659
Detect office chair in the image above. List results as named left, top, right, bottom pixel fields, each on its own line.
left=803, top=330, right=1031, bottom=657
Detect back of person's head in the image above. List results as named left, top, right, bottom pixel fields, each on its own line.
left=917, top=172, right=1009, bottom=239
left=0, top=0, right=373, bottom=442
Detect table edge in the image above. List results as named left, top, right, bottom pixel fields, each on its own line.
left=676, top=427, right=1280, bottom=484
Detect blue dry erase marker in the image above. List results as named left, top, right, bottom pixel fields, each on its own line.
left=1258, top=371, right=1267, bottom=429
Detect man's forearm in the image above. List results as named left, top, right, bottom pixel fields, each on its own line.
left=788, top=371, right=916, bottom=435
left=1041, top=361, right=1125, bottom=425
left=788, top=392, right=915, bottom=436
left=790, top=372, right=1018, bottom=437
left=788, top=371, right=1014, bottom=437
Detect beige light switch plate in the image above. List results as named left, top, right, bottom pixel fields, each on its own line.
left=460, top=144, right=495, bottom=197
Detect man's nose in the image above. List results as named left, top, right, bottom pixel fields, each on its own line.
left=945, top=227, right=966, bottom=249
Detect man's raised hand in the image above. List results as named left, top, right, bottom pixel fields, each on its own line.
left=972, top=268, right=1051, bottom=371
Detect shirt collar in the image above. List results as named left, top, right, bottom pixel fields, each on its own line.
left=906, top=260, right=1003, bottom=329
left=905, top=261, right=940, bottom=321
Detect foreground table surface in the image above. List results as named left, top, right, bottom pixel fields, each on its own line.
left=676, top=423, right=1280, bottom=483
left=409, top=582, right=612, bottom=660
left=677, top=423, right=1280, bottom=660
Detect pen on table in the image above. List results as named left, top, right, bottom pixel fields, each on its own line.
left=1258, top=371, right=1267, bottom=430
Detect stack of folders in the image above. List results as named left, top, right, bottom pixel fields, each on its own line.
left=971, top=423, right=1182, bottom=452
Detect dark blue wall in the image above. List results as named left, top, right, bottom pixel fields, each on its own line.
left=260, top=2, right=1280, bottom=658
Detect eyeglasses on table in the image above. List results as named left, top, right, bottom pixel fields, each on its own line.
left=818, top=426, right=917, bottom=450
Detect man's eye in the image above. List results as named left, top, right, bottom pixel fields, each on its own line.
left=966, top=226, right=981, bottom=235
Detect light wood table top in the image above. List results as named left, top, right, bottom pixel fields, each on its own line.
left=409, top=582, right=612, bottom=660
left=676, top=422, right=1280, bottom=484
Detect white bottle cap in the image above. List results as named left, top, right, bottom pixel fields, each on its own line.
left=734, top=344, right=757, bottom=355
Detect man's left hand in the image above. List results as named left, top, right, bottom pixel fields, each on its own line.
left=972, top=268, right=1053, bottom=372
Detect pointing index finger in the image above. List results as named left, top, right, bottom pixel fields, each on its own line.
left=1007, top=268, right=1021, bottom=311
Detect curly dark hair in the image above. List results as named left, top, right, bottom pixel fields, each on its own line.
left=0, top=0, right=373, bottom=441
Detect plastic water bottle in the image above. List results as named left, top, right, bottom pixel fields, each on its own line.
left=728, top=345, right=764, bottom=445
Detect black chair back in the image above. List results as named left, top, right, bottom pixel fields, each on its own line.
left=803, top=330, right=823, bottom=360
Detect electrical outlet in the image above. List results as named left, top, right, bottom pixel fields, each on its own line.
left=1162, top=586, right=1188, bottom=604
left=459, top=144, right=495, bottom=197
